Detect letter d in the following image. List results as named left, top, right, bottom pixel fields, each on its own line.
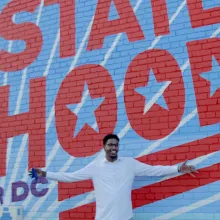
left=12, top=181, right=29, bottom=202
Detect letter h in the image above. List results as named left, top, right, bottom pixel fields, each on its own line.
left=0, top=77, right=46, bottom=177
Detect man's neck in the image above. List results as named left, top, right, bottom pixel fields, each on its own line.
left=106, top=156, right=118, bottom=163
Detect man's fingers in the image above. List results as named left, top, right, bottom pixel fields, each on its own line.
left=32, top=168, right=42, bottom=175
left=190, top=166, right=198, bottom=173
left=189, top=172, right=196, bottom=177
left=28, top=168, right=41, bottom=178
left=182, top=159, right=188, bottom=166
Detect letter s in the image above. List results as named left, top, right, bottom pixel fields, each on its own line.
left=0, top=0, right=43, bottom=72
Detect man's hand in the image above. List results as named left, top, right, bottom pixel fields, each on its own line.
left=178, top=160, right=198, bottom=177
left=29, top=168, right=46, bottom=177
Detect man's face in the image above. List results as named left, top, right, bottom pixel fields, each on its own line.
left=104, top=138, right=119, bottom=159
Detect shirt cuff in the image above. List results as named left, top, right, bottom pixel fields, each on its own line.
left=172, top=165, right=179, bottom=174
left=46, top=171, right=56, bottom=179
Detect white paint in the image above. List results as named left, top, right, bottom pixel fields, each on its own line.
left=211, top=27, right=220, bottom=38
left=46, top=140, right=61, bottom=167
left=118, top=122, right=131, bottom=139
left=36, top=0, right=44, bottom=26
left=46, top=105, right=55, bottom=133
left=149, top=0, right=186, bottom=50
left=144, top=81, right=171, bottom=114
left=169, top=0, right=186, bottom=25
left=100, top=34, right=122, bottom=67
left=137, top=108, right=198, bottom=157
left=68, top=16, right=94, bottom=72
left=73, top=89, right=89, bottom=115
left=153, top=192, right=220, bottom=220
left=116, top=82, right=124, bottom=97
left=43, top=29, right=60, bottom=77
left=14, top=68, right=28, bottom=115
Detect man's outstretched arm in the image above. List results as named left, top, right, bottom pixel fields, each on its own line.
left=133, top=158, right=198, bottom=177
left=33, top=162, right=94, bottom=182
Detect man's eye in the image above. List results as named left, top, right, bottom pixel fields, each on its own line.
left=108, top=144, right=118, bottom=147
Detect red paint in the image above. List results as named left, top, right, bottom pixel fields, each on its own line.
left=151, top=0, right=170, bottom=36
left=124, top=49, right=185, bottom=140
left=58, top=180, right=93, bottom=201
left=44, top=0, right=76, bottom=57
left=86, top=0, right=145, bottom=51
left=187, top=0, right=220, bottom=28
left=60, top=203, right=96, bottom=220
left=55, top=64, right=117, bottom=157
left=187, top=38, right=220, bottom=126
left=0, top=77, right=46, bottom=177
left=0, top=0, right=43, bottom=72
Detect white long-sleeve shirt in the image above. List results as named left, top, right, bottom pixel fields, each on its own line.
left=47, top=157, right=178, bottom=220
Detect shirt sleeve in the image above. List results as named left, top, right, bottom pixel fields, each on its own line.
left=46, top=162, right=94, bottom=182
left=133, top=159, right=178, bottom=176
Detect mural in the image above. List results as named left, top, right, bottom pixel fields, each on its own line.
left=0, top=206, right=23, bottom=220
left=0, top=0, right=220, bottom=219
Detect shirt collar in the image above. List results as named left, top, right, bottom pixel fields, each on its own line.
left=103, top=157, right=121, bottom=163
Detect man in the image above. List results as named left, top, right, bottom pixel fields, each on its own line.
left=34, top=134, right=197, bottom=220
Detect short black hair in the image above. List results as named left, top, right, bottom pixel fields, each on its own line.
left=103, top=134, right=119, bottom=145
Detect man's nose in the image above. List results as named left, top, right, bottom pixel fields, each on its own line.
left=112, top=145, right=117, bottom=150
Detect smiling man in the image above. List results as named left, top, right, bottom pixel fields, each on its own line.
left=33, top=134, right=197, bottom=220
